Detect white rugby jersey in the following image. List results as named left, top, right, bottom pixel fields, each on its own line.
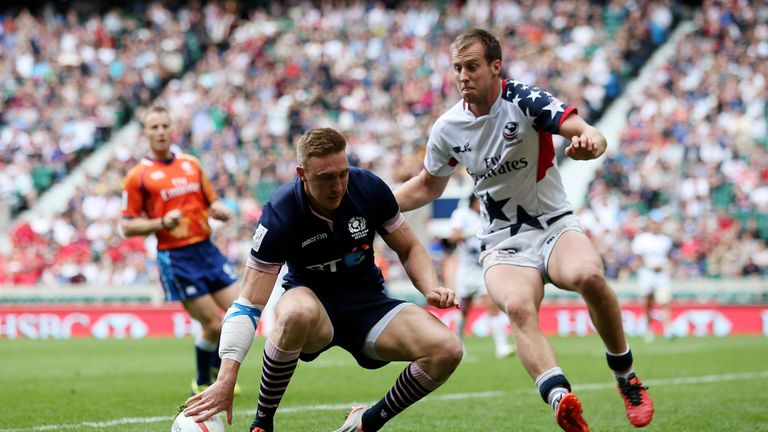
left=449, top=206, right=483, bottom=267
left=631, top=232, right=673, bottom=270
left=425, top=79, right=577, bottom=249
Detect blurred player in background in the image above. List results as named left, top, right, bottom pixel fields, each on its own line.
left=631, top=216, right=674, bottom=342
left=182, top=128, right=462, bottom=432
left=449, top=193, right=515, bottom=358
left=121, top=105, right=240, bottom=396
left=395, top=29, right=654, bottom=431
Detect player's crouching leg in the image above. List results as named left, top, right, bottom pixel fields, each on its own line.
left=341, top=310, right=463, bottom=432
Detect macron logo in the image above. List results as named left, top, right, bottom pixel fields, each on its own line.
left=302, top=233, right=328, bottom=248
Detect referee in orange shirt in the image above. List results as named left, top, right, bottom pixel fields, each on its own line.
left=121, top=105, right=240, bottom=395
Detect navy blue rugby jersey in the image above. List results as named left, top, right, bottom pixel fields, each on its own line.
left=249, top=167, right=405, bottom=291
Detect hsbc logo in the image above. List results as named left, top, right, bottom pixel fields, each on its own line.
left=667, top=310, right=732, bottom=337
left=91, top=313, right=149, bottom=339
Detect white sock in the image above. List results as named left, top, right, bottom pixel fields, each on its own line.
left=549, top=387, right=569, bottom=412
left=613, top=368, right=635, bottom=380
left=535, top=367, right=570, bottom=412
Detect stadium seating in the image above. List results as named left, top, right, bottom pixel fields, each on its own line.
left=0, top=3, right=207, bottom=218
left=580, top=0, right=768, bottom=279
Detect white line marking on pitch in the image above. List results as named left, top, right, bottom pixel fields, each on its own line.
left=3, top=370, right=767, bottom=431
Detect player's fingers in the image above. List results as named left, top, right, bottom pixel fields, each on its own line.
left=226, top=405, right=233, bottom=425
left=192, top=409, right=214, bottom=423
left=571, top=135, right=583, bottom=148
left=451, top=295, right=460, bottom=308
left=183, top=403, right=200, bottom=416
left=428, top=292, right=445, bottom=308
left=587, top=136, right=597, bottom=152
left=185, top=394, right=201, bottom=406
left=447, top=291, right=459, bottom=308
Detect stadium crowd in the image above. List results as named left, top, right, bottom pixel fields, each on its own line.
left=0, top=2, right=210, bottom=218
left=579, top=0, right=768, bottom=280
left=3, top=0, right=764, bottom=288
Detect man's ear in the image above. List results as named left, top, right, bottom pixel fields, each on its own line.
left=296, top=166, right=305, bottom=181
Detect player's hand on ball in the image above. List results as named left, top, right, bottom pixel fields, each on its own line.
left=183, top=381, right=234, bottom=425
left=426, top=286, right=459, bottom=309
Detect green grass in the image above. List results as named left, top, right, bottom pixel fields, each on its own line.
left=2, top=336, right=768, bottom=431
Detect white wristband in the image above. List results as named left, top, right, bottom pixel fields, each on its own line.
left=219, top=298, right=262, bottom=363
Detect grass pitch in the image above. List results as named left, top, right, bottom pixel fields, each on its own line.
left=2, top=335, right=767, bottom=431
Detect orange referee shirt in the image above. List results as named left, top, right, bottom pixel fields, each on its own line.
left=122, top=154, right=219, bottom=250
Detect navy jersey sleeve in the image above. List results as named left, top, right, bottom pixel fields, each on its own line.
left=249, top=201, right=287, bottom=265
left=357, top=169, right=402, bottom=236
left=503, top=80, right=576, bottom=133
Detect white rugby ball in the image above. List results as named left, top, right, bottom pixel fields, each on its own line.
left=171, top=412, right=226, bottom=432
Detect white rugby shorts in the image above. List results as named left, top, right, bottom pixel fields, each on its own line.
left=480, top=213, right=583, bottom=280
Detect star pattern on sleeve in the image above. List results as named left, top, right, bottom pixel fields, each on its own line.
left=527, top=90, right=541, bottom=102
left=542, top=98, right=565, bottom=119
left=503, top=81, right=571, bottom=132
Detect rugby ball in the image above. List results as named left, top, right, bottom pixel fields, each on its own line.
left=171, top=412, right=226, bottom=432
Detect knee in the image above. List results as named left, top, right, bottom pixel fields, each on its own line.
left=273, top=301, right=317, bottom=336
left=197, top=314, right=223, bottom=339
left=571, top=267, right=608, bottom=298
left=502, top=300, right=537, bottom=327
left=207, top=320, right=223, bottom=337
left=428, top=333, right=463, bottom=375
left=441, top=334, right=464, bottom=368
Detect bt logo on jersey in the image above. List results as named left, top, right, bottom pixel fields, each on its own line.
left=307, top=259, right=343, bottom=272
left=306, top=244, right=370, bottom=272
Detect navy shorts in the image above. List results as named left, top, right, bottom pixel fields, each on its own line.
left=156, top=240, right=238, bottom=302
left=298, top=287, right=409, bottom=370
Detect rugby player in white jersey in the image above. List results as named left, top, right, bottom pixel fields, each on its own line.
left=395, top=28, right=654, bottom=431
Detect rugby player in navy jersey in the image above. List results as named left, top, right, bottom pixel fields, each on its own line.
left=183, top=128, right=463, bottom=432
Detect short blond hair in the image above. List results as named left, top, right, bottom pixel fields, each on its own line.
left=450, top=28, right=502, bottom=64
left=140, top=105, right=171, bottom=128
left=296, top=128, right=347, bottom=166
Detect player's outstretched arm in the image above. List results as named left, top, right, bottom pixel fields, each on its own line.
left=184, top=359, right=241, bottom=424
left=560, top=113, right=607, bottom=161
left=383, top=221, right=458, bottom=309
left=183, top=265, right=277, bottom=423
left=394, top=169, right=450, bottom=212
